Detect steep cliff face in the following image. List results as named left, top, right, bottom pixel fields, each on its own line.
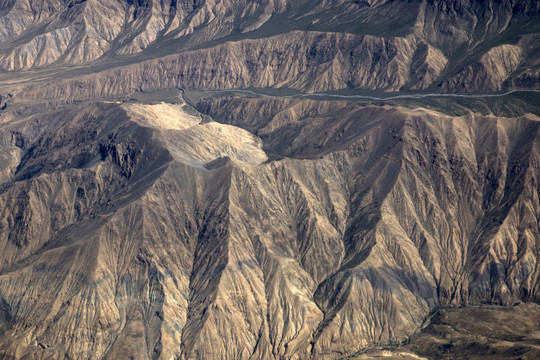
left=0, top=96, right=539, bottom=359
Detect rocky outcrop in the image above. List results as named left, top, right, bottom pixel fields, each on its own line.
left=408, top=42, right=448, bottom=90
left=441, top=44, right=524, bottom=93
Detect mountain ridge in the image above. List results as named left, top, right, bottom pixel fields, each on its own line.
left=1, top=0, right=539, bottom=96
left=1, top=96, right=540, bottom=358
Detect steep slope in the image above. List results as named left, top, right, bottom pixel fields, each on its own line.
left=0, top=95, right=539, bottom=359
left=0, top=0, right=539, bottom=94
left=0, top=0, right=540, bottom=359
left=9, top=31, right=433, bottom=100
left=0, top=0, right=289, bottom=69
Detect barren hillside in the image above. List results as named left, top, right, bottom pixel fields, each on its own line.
left=0, top=0, right=539, bottom=359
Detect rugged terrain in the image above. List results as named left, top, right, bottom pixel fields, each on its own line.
left=1, top=0, right=540, bottom=97
left=0, top=0, right=540, bottom=359
left=1, top=92, right=540, bottom=359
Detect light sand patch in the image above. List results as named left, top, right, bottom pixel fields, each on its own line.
left=123, top=102, right=201, bottom=130
left=124, top=102, right=267, bottom=166
left=166, top=121, right=268, bottom=165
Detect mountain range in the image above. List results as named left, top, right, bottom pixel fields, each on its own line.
left=0, top=0, right=540, bottom=359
